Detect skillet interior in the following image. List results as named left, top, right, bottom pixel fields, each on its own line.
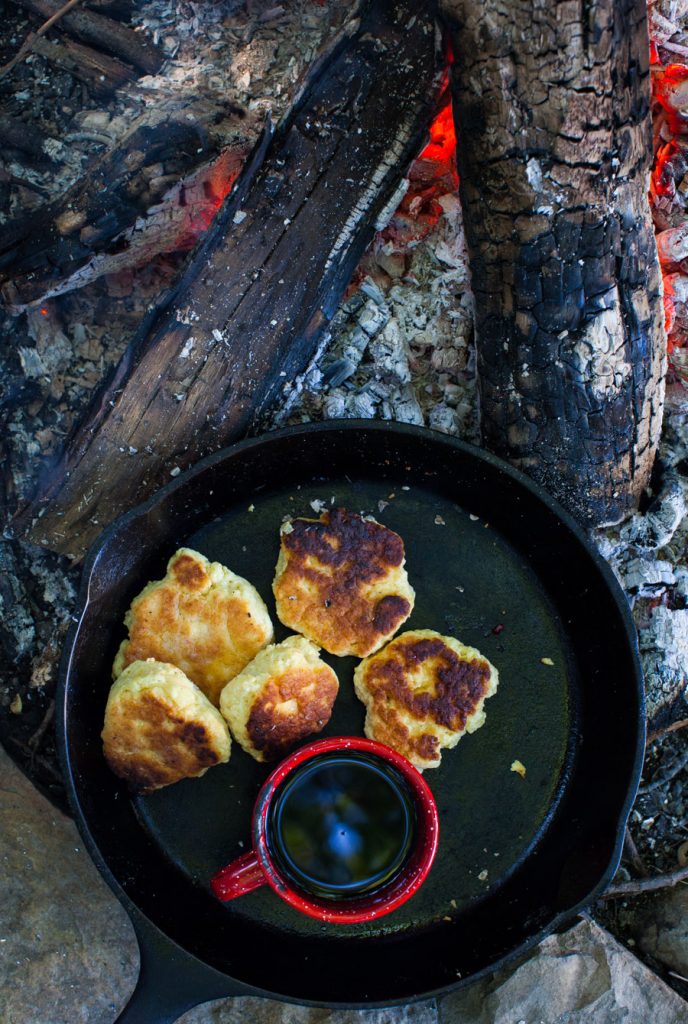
left=59, top=422, right=644, bottom=1004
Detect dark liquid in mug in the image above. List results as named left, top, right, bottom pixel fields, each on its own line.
left=267, top=752, right=417, bottom=901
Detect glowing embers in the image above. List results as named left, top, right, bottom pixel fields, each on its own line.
left=419, top=100, right=457, bottom=170
left=654, top=63, right=688, bottom=134
left=651, top=65, right=688, bottom=364
left=173, top=148, right=242, bottom=251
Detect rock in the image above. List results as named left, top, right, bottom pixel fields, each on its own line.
left=180, top=1001, right=438, bottom=1024
left=438, top=918, right=688, bottom=1024
left=635, top=886, right=688, bottom=978
left=0, top=743, right=137, bottom=1024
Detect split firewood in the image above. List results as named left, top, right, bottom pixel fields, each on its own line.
left=12, top=0, right=444, bottom=560
left=0, top=109, right=221, bottom=310
left=440, top=0, right=667, bottom=528
left=11, top=0, right=163, bottom=75
left=30, top=34, right=137, bottom=96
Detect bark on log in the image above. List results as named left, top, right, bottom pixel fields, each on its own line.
left=13, top=0, right=443, bottom=560
left=12, top=0, right=163, bottom=75
left=31, top=34, right=137, bottom=97
left=440, top=0, right=667, bottom=527
left=0, top=111, right=220, bottom=309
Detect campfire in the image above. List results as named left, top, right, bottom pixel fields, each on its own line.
left=0, top=0, right=688, bottom=1001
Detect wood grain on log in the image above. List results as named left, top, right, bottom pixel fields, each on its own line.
left=440, top=0, right=667, bottom=527
left=13, top=0, right=443, bottom=560
left=12, top=0, right=163, bottom=75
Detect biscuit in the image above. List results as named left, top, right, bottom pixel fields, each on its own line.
left=102, top=659, right=231, bottom=793
left=219, top=635, right=339, bottom=762
left=272, top=508, right=414, bottom=657
left=353, top=629, right=499, bottom=770
left=113, top=548, right=273, bottom=706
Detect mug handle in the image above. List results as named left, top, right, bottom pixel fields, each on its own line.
left=211, top=850, right=266, bottom=900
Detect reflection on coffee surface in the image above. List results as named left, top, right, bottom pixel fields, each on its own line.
left=267, top=752, right=416, bottom=900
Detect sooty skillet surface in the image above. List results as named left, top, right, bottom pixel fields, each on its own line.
left=133, top=475, right=574, bottom=940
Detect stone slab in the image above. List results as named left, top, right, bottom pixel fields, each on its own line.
left=438, top=917, right=688, bottom=1024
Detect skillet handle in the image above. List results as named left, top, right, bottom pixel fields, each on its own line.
left=114, top=905, right=244, bottom=1024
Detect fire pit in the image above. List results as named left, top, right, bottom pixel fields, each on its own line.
left=1, top=0, right=687, bottom=1012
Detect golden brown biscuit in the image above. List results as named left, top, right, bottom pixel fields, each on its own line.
left=272, top=508, right=414, bottom=657
left=113, top=548, right=273, bottom=706
left=219, top=635, right=339, bottom=762
left=353, top=629, right=499, bottom=771
left=102, top=659, right=231, bottom=793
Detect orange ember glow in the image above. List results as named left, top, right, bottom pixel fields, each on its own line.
left=40, top=307, right=48, bottom=316
left=654, top=63, right=688, bottom=135
left=184, top=163, right=238, bottom=240
left=652, top=55, right=688, bottom=364
left=174, top=150, right=242, bottom=252
left=419, top=100, right=457, bottom=166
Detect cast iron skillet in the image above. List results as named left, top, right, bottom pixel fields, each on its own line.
left=57, top=421, right=645, bottom=1022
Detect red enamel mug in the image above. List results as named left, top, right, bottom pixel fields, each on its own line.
left=210, top=736, right=439, bottom=924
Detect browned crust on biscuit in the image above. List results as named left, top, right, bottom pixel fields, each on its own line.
left=102, top=690, right=222, bottom=793
left=171, top=552, right=208, bottom=589
left=246, top=666, right=339, bottom=760
left=120, top=552, right=270, bottom=704
left=274, top=509, right=412, bottom=656
left=360, top=635, right=493, bottom=765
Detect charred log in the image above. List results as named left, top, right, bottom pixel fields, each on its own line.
left=30, top=34, right=137, bottom=97
left=84, top=0, right=134, bottom=17
left=11, top=0, right=164, bottom=75
left=13, top=0, right=443, bottom=560
left=441, top=0, right=667, bottom=527
left=0, top=111, right=224, bottom=310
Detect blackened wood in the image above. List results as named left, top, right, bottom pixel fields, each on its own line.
left=31, top=34, right=136, bottom=97
left=14, top=0, right=443, bottom=560
left=85, top=0, right=133, bottom=16
left=441, top=0, right=667, bottom=527
left=0, top=111, right=214, bottom=309
left=1, top=147, right=245, bottom=311
left=12, top=0, right=163, bottom=75
left=0, top=114, right=58, bottom=164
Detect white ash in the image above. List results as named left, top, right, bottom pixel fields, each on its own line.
left=0, top=543, right=36, bottom=662
left=591, top=385, right=688, bottom=727
left=620, top=473, right=687, bottom=551
left=640, top=605, right=688, bottom=724
left=274, top=169, right=478, bottom=440
left=621, top=557, right=677, bottom=598
left=2, top=0, right=351, bottom=225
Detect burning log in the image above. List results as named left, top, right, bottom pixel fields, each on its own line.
left=11, top=0, right=164, bottom=75
left=0, top=110, right=229, bottom=310
left=1, top=149, right=247, bottom=311
left=13, top=0, right=443, bottom=560
left=441, top=0, right=667, bottom=527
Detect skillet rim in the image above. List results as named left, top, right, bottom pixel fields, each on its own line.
left=55, top=418, right=646, bottom=1007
